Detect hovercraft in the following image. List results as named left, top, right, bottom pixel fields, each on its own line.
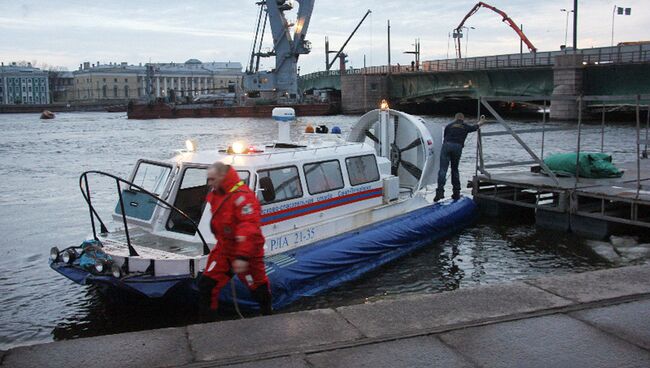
left=49, top=101, right=477, bottom=310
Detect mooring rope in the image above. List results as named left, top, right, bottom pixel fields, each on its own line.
left=230, top=278, right=245, bottom=320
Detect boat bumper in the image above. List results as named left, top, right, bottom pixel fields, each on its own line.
left=51, top=197, right=477, bottom=309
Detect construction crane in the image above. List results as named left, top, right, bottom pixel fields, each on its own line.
left=454, top=2, right=536, bottom=59
left=244, top=0, right=315, bottom=102
left=325, top=9, right=372, bottom=71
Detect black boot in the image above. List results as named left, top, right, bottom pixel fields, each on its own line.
left=452, top=190, right=461, bottom=201
left=197, top=276, right=219, bottom=322
left=251, top=283, right=273, bottom=316
left=434, top=189, right=444, bottom=202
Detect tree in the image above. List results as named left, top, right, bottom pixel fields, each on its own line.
left=46, top=66, right=70, bottom=103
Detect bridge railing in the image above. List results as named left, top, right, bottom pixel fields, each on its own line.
left=422, top=45, right=650, bottom=73
left=299, top=44, right=650, bottom=81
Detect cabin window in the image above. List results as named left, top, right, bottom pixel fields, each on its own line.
left=303, top=160, right=344, bottom=195
left=167, top=167, right=208, bottom=235
left=131, top=161, right=172, bottom=195
left=116, top=162, right=171, bottom=222
left=166, top=168, right=250, bottom=235
left=256, top=166, right=303, bottom=205
left=346, top=155, right=380, bottom=186
left=238, top=171, right=251, bottom=186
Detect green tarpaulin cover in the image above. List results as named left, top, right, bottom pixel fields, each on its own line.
left=544, top=152, right=624, bottom=178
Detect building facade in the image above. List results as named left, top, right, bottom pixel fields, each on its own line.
left=72, top=59, right=242, bottom=102
left=49, top=71, right=75, bottom=103
left=0, top=62, right=50, bottom=105
left=73, top=62, right=141, bottom=101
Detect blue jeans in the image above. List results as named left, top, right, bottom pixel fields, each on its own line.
left=437, top=142, right=463, bottom=194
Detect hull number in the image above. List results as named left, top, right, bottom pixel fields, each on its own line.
left=269, top=228, right=316, bottom=252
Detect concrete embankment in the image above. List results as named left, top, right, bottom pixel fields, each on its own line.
left=3, top=264, right=650, bottom=368
left=0, top=102, right=125, bottom=113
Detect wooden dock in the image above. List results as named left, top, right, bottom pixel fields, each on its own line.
left=472, top=95, right=650, bottom=239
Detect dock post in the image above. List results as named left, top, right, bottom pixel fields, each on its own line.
left=636, top=95, right=641, bottom=198
left=541, top=99, right=547, bottom=158
left=574, top=96, right=583, bottom=187
left=601, top=106, right=606, bottom=153
left=641, top=101, right=650, bottom=158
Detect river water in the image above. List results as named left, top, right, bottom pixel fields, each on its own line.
left=0, top=111, right=643, bottom=349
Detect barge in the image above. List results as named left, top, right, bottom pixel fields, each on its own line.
left=127, top=100, right=339, bottom=119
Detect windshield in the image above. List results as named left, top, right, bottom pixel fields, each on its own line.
left=131, top=161, right=172, bottom=195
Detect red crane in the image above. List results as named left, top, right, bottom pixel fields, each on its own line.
left=454, top=2, right=537, bottom=59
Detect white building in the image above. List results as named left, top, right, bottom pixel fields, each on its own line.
left=0, top=62, right=50, bottom=105
left=73, top=59, right=243, bottom=101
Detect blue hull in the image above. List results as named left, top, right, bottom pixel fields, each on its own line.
left=52, top=197, right=477, bottom=310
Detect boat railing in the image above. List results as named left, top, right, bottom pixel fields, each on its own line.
left=79, top=170, right=211, bottom=257
left=235, top=141, right=366, bottom=161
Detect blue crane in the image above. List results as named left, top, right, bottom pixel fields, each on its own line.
left=243, top=0, right=315, bottom=102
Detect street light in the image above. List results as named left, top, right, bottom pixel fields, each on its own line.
left=611, top=5, right=632, bottom=46
left=452, top=29, right=462, bottom=59
left=447, top=31, right=451, bottom=59
left=463, top=26, right=475, bottom=58
left=404, top=38, right=421, bottom=71
left=560, top=8, right=574, bottom=49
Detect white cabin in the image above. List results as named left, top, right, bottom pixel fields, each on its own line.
left=102, top=108, right=443, bottom=276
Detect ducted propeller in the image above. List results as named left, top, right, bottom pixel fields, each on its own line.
left=387, top=117, right=421, bottom=179
left=347, top=108, right=440, bottom=192
left=390, top=140, right=423, bottom=179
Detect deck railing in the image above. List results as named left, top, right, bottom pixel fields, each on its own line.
left=475, top=94, right=650, bottom=208
left=79, top=171, right=211, bottom=256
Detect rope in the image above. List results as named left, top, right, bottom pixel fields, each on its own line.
left=230, top=278, right=245, bottom=320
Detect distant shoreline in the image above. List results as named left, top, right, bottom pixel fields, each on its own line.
left=0, top=102, right=127, bottom=113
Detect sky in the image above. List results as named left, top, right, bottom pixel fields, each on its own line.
left=1, top=0, right=649, bottom=73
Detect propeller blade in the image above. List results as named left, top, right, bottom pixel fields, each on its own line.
left=390, top=143, right=400, bottom=176
left=393, top=116, right=399, bottom=143
left=401, top=160, right=422, bottom=179
left=365, top=130, right=379, bottom=143
left=400, top=138, right=422, bottom=152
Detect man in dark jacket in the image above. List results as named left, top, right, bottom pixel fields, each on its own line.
left=435, top=113, right=485, bottom=202
left=198, top=162, right=272, bottom=318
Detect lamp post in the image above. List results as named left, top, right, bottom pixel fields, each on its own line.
left=404, top=38, right=421, bottom=71
left=447, top=31, right=451, bottom=59
left=611, top=5, right=617, bottom=47
left=520, top=24, right=524, bottom=55
left=573, top=0, right=578, bottom=50
left=387, top=20, right=391, bottom=74
left=560, top=8, right=574, bottom=49
left=612, top=6, right=632, bottom=46
left=463, top=26, right=475, bottom=58
left=452, top=29, right=462, bottom=59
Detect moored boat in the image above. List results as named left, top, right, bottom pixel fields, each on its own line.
left=40, top=110, right=55, bottom=119
left=49, top=102, right=477, bottom=311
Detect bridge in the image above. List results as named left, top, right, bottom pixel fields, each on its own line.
left=299, top=44, right=650, bottom=119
